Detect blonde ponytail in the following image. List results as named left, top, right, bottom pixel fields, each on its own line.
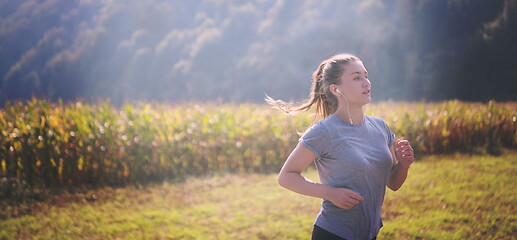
left=265, top=53, right=361, bottom=124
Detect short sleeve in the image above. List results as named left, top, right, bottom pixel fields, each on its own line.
left=299, top=122, right=331, bottom=158
left=383, top=120, right=396, bottom=147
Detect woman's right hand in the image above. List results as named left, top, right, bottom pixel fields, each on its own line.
left=325, top=187, right=364, bottom=210
left=278, top=143, right=365, bottom=210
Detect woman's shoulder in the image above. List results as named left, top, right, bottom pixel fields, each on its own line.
left=302, top=116, right=332, bottom=136
left=365, top=114, right=387, bottom=125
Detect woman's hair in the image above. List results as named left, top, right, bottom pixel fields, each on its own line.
left=265, top=53, right=362, bottom=122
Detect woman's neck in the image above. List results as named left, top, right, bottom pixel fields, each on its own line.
left=334, top=105, right=365, bottom=125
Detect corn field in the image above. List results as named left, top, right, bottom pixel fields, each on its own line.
left=0, top=99, right=515, bottom=194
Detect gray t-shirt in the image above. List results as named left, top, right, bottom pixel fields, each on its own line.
left=300, top=114, right=395, bottom=240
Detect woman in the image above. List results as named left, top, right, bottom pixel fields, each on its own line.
left=266, top=53, right=414, bottom=240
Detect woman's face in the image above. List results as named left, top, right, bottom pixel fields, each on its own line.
left=334, top=61, right=371, bottom=106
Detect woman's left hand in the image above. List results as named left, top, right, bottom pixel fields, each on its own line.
left=395, top=139, right=415, bottom=168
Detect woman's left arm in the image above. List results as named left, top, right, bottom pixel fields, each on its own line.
left=387, top=139, right=415, bottom=191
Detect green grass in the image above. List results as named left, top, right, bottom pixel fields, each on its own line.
left=1, top=152, right=516, bottom=239
left=381, top=152, right=517, bottom=240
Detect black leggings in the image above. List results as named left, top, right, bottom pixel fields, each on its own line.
left=311, top=225, right=377, bottom=240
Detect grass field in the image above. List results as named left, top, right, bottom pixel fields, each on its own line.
left=1, top=152, right=516, bottom=240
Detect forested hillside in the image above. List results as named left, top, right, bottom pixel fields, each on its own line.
left=1, top=0, right=516, bottom=104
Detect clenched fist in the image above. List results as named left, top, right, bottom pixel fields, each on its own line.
left=395, top=139, right=415, bottom=168
left=325, top=187, right=364, bottom=210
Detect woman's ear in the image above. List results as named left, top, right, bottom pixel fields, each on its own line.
left=329, top=84, right=339, bottom=96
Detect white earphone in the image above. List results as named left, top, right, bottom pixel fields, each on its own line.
left=334, top=88, right=354, bottom=125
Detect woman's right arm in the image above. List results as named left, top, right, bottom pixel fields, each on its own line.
left=278, top=142, right=363, bottom=209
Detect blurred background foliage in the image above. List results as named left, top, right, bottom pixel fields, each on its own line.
left=1, top=100, right=515, bottom=196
